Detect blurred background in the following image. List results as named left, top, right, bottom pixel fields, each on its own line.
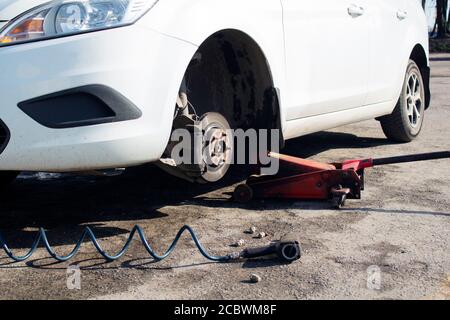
left=422, top=0, right=450, bottom=51
left=424, top=0, right=448, bottom=34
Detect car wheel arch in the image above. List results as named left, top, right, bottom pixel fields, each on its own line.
left=179, top=28, right=283, bottom=134
left=409, top=44, right=431, bottom=109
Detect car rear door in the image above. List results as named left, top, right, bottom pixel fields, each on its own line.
left=281, top=0, right=370, bottom=120
left=366, top=0, right=408, bottom=105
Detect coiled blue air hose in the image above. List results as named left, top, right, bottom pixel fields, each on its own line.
left=0, top=225, right=233, bottom=263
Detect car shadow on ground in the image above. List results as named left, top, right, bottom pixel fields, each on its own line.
left=430, top=56, right=450, bottom=62
left=2, top=130, right=436, bottom=255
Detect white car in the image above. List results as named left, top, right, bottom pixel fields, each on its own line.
left=0, top=0, right=430, bottom=185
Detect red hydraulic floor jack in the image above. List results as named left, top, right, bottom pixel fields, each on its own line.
left=233, top=151, right=450, bottom=208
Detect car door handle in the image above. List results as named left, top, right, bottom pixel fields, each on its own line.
left=397, top=10, right=408, bottom=20
left=348, top=4, right=365, bottom=17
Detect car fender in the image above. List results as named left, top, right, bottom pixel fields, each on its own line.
left=137, top=0, right=288, bottom=129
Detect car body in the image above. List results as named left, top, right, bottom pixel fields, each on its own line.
left=0, top=0, right=430, bottom=177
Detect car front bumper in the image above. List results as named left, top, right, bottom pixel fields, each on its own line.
left=0, top=24, right=196, bottom=171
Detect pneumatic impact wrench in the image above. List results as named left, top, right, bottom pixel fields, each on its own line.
left=231, top=233, right=302, bottom=263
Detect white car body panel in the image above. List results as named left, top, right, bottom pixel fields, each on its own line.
left=368, top=0, right=408, bottom=105
left=0, top=0, right=429, bottom=172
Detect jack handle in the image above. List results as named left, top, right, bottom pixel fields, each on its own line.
left=371, top=151, right=450, bottom=167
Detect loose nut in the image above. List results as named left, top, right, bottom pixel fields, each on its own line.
left=250, top=274, right=262, bottom=283
left=233, top=239, right=246, bottom=247
left=257, top=232, right=267, bottom=239
left=246, top=226, right=258, bottom=234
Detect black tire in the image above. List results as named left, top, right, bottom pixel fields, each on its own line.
left=0, top=171, right=19, bottom=189
left=380, top=60, right=426, bottom=143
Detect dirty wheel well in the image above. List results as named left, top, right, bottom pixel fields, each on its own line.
left=183, top=29, right=280, bottom=131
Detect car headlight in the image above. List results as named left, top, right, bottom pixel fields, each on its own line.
left=0, top=0, right=159, bottom=46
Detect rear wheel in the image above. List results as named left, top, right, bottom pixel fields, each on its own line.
left=379, top=60, right=425, bottom=142
left=0, top=171, right=19, bottom=189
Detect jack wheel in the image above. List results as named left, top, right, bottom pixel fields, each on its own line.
left=332, top=194, right=347, bottom=209
left=234, top=184, right=254, bottom=203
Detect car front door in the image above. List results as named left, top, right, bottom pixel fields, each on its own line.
left=281, top=0, right=370, bottom=120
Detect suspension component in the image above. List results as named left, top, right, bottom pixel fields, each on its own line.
left=159, top=111, right=232, bottom=183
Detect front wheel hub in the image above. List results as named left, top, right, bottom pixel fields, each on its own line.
left=199, top=113, right=233, bottom=183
